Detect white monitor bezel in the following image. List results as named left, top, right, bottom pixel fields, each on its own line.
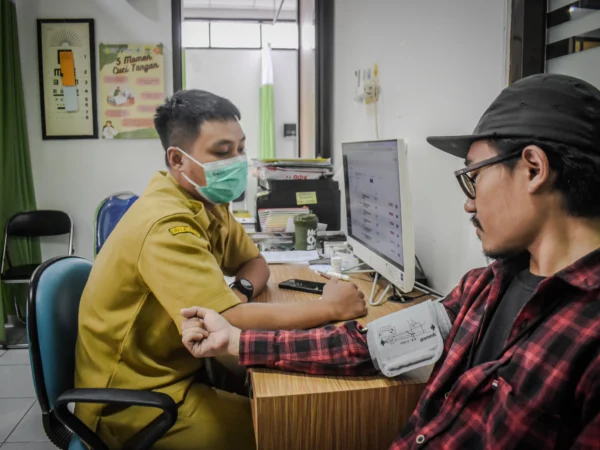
left=342, top=138, right=415, bottom=293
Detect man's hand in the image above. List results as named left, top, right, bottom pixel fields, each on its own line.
left=180, top=307, right=242, bottom=358
left=320, top=277, right=368, bottom=321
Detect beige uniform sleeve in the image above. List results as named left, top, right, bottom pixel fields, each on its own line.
left=138, top=214, right=241, bottom=332
left=220, top=210, right=260, bottom=276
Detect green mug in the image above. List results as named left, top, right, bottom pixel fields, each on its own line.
left=294, top=213, right=318, bottom=250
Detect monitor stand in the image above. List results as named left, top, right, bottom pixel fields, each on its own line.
left=368, top=273, right=394, bottom=306
left=368, top=273, right=417, bottom=306
left=388, top=292, right=414, bottom=304
left=344, top=260, right=428, bottom=306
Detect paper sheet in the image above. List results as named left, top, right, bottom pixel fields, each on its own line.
left=262, top=250, right=319, bottom=264
left=308, top=264, right=332, bottom=273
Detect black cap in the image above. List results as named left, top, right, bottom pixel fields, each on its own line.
left=427, top=74, right=600, bottom=159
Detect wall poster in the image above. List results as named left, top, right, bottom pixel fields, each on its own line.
left=98, top=43, right=165, bottom=139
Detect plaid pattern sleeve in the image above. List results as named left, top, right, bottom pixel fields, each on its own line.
left=239, top=321, right=377, bottom=376
left=570, top=355, right=600, bottom=449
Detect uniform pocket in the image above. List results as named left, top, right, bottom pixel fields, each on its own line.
left=485, top=377, right=561, bottom=450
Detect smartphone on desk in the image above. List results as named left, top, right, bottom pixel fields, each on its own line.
left=278, top=279, right=326, bottom=295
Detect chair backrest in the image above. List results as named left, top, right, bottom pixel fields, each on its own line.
left=27, top=256, right=92, bottom=413
left=94, top=192, right=138, bottom=256
left=6, top=210, right=72, bottom=237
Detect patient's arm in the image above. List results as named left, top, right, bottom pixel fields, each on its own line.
left=181, top=307, right=376, bottom=377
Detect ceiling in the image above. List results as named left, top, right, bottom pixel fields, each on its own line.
left=184, top=0, right=297, bottom=11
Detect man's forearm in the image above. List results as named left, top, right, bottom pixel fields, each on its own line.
left=232, top=322, right=377, bottom=377
left=235, top=254, right=270, bottom=296
left=222, top=301, right=334, bottom=330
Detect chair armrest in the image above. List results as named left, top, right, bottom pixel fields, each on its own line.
left=55, top=388, right=178, bottom=450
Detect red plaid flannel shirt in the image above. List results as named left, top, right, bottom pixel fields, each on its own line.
left=240, top=250, right=600, bottom=449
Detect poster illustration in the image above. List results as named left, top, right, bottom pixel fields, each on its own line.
left=37, top=19, right=98, bottom=139
left=99, top=44, right=164, bottom=139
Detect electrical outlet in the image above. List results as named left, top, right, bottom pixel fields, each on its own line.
left=364, top=79, right=379, bottom=104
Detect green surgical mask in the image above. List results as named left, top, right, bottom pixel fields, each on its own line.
left=177, top=148, right=248, bottom=204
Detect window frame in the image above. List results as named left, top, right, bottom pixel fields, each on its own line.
left=182, top=18, right=299, bottom=50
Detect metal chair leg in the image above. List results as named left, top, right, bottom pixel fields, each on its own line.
left=6, top=342, right=28, bottom=349
left=14, top=293, right=26, bottom=324
left=3, top=313, right=28, bottom=349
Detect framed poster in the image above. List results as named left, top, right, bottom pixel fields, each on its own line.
left=99, top=44, right=164, bottom=139
left=37, top=19, right=98, bottom=139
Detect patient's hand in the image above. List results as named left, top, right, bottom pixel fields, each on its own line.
left=181, top=307, right=241, bottom=358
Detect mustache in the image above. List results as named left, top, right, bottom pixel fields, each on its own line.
left=471, top=215, right=483, bottom=231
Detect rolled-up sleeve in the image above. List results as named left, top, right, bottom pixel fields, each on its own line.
left=239, top=321, right=377, bottom=376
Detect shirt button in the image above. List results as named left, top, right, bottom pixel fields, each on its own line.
left=444, top=392, right=450, bottom=399
left=416, top=435, right=425, bottom=444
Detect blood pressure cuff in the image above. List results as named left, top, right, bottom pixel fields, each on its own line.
left=366, top=300, right=452, bottom=378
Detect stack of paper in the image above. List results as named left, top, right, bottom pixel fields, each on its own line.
left=253, top=158, right=334, bottom=181
left=232, top=209, right=256, bottom=232
left=258, top=207, right=309, bottom=232
left=262, top=250, right=319, bottom=264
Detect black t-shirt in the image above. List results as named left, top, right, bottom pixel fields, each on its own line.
left=472, top=269, right=545, bottom=366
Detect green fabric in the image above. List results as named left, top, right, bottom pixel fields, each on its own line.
left=259, top=84, right=275, bottom=159
left=0, top=0, right=41, bottom=341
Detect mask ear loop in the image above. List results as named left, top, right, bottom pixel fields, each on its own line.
left=170, top=147, right=206, bottom=190
left=176, top=147, right=205, bottom=168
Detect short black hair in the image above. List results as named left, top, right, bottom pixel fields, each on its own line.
left=490, top=138, right=600, bottom=218
left=154, top=90, right=241, bottom=166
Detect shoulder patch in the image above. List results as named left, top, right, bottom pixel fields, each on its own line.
left=169, top=226, right=200, bottom=238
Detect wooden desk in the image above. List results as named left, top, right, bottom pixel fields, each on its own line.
left=250, top=265, right=434, bottom=450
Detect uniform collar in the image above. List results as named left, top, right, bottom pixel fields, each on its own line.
left=146, top=171, right=217, bottom=230
left=492, top=247, right=600, bottom=292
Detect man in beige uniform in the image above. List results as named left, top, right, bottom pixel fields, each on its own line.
left=74, top=90, right=367, bottom=449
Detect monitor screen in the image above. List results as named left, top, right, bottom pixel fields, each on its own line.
left=343, top=140, right=404, bottom=269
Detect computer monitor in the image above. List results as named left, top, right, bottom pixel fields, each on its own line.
left=342, top=139, right=415, bottom=292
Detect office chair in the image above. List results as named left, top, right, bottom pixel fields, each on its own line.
left=27, top=256, right=178, bottom=450
left=1, top=210, right=73, bottom=342
left=94, top=192, right=138, bottom=256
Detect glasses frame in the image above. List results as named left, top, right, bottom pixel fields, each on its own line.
left=454, top=150, right=523, bottom=199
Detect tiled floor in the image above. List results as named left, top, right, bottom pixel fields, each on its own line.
left=0, top=349, right=55, bottom=449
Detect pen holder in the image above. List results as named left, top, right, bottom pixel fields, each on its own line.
left=294, top=213, right=318, bottom=250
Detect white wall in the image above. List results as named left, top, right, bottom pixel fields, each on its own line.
left=16, top=0, right=173, bottom=261
left=185, top=49, right=298, bottom=209
left=334, top=0, right=508, bottom=293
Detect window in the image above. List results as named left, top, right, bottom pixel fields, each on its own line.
left=546, top=1, right=600, bottom=89
left=262, top=22, right=299, bottom=49
left=182, top=20, right=299, bottom=49
left=182, top=21, right=209, bottom=48
left=509, top=0, right=600, bottom=88
left=211, top=21, right=261, bottom=48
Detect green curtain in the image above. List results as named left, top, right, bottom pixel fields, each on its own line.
left=259, top=45, right=275, bottom=159
left=0, top=0, right=41, bottom=342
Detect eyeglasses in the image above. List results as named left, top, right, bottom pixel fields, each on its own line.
left=454, top=150, right=522, bottom=199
